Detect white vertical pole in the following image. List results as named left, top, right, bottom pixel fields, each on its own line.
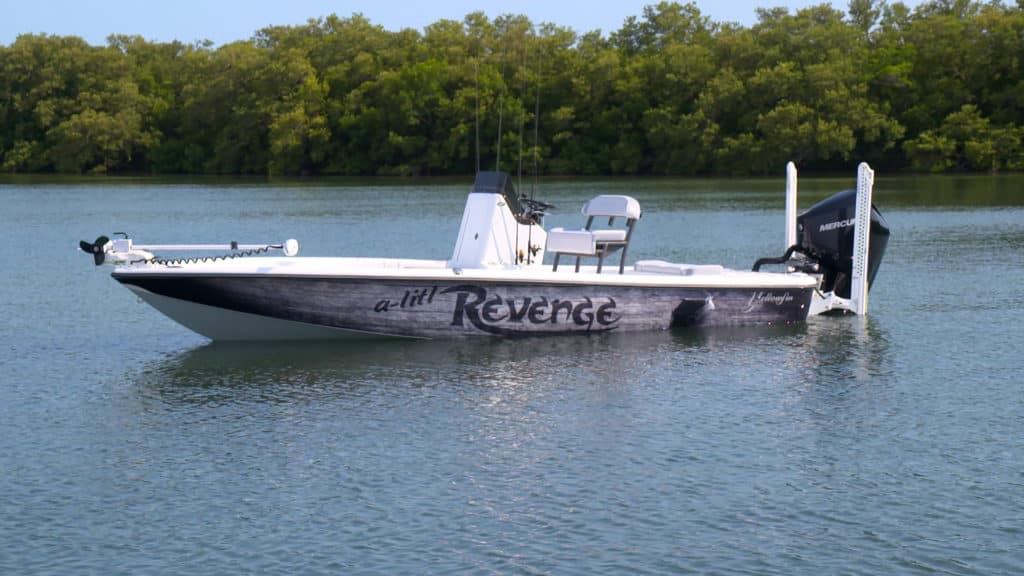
left=785, top=162, right=798, bottom=249
left=850, top=162, right=874, bottom=315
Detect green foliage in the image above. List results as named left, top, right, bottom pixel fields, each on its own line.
left=905, top=105, right=1024, bottom=171
left=1, top=1, right=1022, bottom=175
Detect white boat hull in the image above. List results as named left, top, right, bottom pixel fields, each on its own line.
left=114, top=259, right=816, bottom=340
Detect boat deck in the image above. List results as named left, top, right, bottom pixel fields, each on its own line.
left=114, top=256, right=818, bottom=290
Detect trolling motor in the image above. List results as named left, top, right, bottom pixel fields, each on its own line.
left=79, top=233, right=300, bottom=266
left=79, top=235, right=112, bottom=266
left=753, top=163, right=890, bottom=316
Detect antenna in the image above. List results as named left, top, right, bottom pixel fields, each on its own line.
left=517, top=34, right=527, bottom=193
left=474, top=56, right=480, bottom=174
left=495, top=34, right=508, bottom=172
left=515, top=32, right=530, bottom=264
left=531, top=34, right=541, bottom=200
left=526, top=28, right=542, bottom=265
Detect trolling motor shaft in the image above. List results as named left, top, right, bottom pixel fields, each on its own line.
left=79, top=235, right=299, bottom=265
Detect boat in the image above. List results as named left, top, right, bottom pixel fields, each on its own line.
left=80, top=163, right=890, bottom=340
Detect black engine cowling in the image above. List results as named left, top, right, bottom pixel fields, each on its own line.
left=796, top=189, right=890, bottom=298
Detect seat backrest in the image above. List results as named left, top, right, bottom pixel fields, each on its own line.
left=582, top=195, right=642, bottom=220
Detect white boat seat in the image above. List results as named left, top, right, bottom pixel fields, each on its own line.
left=547, top=194, right=641, bottom=274
left=546, top=229, right=596, bottom=254
left=546, top=228, right=629, bottom=255
left=583, top=195, right=642, bottom=220
left=591, top=229, right=629, bottom=243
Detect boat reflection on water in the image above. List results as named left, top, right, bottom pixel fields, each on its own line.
left=802, top=315, right=891, bottom=380
left=129, top=313, right=890, bottom=414
left=135, top=331, right=683, bottom=401
left=129, top=323, right=870, bottom=405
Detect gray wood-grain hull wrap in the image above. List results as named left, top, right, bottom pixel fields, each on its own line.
left=114, top=275, right=813, bottom=339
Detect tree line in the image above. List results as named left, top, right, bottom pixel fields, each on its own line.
left=1, top=0, right=1022, bottom=176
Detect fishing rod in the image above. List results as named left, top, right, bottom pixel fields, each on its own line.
left=474, top=56, right=480, bottom=174
left=495, top=26, right=508, bottom=172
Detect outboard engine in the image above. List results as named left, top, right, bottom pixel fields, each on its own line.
left=796, top=189, right=890, bottom=299
left=753, top=162, right=890, bottom=316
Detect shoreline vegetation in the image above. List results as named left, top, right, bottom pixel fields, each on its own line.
left=1, top=1, right=1022, bottom=177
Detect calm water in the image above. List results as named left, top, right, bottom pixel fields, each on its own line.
left=1, top=173, right=1022, bottom=574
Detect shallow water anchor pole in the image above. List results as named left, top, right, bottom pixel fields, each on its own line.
left=785, top=162, right=798, bottom=250
left=850, top=162, right=874, bottom=315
